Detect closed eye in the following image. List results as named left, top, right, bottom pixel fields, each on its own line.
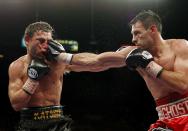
left=133, top=31, right=140, bottom=36
left=36, top=38, right=47, bottom=44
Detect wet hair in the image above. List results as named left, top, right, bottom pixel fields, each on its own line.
left=24, top=21, right=54, bottom=38
left=129, top=10, right=162, bottom=33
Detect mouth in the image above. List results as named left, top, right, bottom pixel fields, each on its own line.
left=134, top=43, right=139, bottom=46
left=32, top=51, right=47, bottom=59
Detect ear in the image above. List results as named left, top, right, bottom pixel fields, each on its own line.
left=150, top=25, right=158, bottom=33
left=24, top=34, right=31, bottom=46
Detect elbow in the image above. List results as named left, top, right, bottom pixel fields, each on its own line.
left=9, top=99, right=23, bottom=111
left=175, top=81, right=188, bottom=94
left=11, top=103, right=22, bottom=111
left=180, top=83, right=188, bottom=93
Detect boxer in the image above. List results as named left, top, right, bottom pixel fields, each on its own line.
left=8, top=21, right=110, bottom=131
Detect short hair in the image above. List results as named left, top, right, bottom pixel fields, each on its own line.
left=129, top=10, right=162, bottom=33
left=24, top=21, right=54, bottom=38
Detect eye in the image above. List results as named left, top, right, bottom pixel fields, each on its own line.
left=133, top=31, right=140, bottom=36
left=37, top=38, right=46, bottom=44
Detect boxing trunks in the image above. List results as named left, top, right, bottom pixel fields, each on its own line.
left=149, top=92, right=188, bottom=131
left=16, top=105, right=73, bottom=131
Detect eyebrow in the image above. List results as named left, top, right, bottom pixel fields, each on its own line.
left=131, top=30, right=139, bottom=34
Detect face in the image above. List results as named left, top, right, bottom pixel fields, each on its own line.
left=131, top=21, right=153, bottom=49
left=26, top=30, right=52, bottom=59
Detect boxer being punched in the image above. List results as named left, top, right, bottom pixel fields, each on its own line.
left=92, top=10, right=188, bottom=131
left=8, top=21, right=115, bottom=131
left=9, top=10, right=188, bottom=130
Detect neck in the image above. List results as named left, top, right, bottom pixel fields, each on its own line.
left=148, top=34, right=165, bottom=58
left=26, top=54, right=32, bottom=64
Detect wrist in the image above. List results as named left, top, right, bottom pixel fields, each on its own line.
left=145, top=61, right=163, bottom=78
left=22, top=78, right=39, bottom=95
left=57, top=53, right=73, bottom=64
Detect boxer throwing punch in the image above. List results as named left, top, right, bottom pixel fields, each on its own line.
left=9, top=10, right=188, bottom=130
left=128, top=10, right=188, bottom=131
left=93, top=10, right=188, bottom=131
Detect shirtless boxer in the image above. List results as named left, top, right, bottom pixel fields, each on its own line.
left=128, top=10, right=188, bottom=131
left=93, top=10, right=188, bottom=131
left=53, top=10, right=188, bottom=130
left=9, top=10, right=188, bottom=131
left=8, top=21, right=114, bottom=131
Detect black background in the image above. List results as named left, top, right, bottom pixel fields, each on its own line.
left=0, top=0, right=188, bottom=130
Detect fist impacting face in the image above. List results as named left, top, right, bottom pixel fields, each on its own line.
left=28, top=31, right=52, bottom=59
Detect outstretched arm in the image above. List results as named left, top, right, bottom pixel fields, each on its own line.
left=45, top=40, right=137, bottom=72
left=68, top=46, right=137, bottom=72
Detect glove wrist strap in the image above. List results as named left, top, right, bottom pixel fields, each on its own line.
left=22, top=78, right=39, bottom=95
left=58, top=53, right=73, bottom=64
left=145, top=61, right=163, bottom=78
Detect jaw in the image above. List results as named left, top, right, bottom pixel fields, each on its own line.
left=29, top=51, right=46, bottom=60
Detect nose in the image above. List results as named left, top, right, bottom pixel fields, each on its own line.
left=132, top=36, right=137, bottom=44
left=40, top=41, right=49, bottom=50
left=44, top=42, right=49, bottom=49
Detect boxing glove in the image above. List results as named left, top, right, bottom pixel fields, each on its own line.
left=22, top=59, right=50, bottom=95
left=125, top=48, right=163, bottom=78
left=46, top=40, right=65, bottom=61
left=27, top=59, right=50, bottom=80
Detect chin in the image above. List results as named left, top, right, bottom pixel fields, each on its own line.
left=32, top=54, right=45, bottom=60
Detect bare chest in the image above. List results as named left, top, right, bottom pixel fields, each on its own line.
left=142, top=53, right=176, bottom=99
left=22, top=64, right=65, bottom=90
left=154, top=54, right=175, bottom=71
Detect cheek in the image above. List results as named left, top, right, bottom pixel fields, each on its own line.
left=145, top=36, right=152, bottom=43
left=39, top=43, right=48, bottom=49
left=140, top=34, right=148, bottom=41
left=30, top=44, right=39, bottom=54
left=30, top=47, right=35, bottom=55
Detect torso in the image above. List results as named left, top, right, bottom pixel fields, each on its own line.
left=139, top=39, right=188, bottom=100
left=19, top=55, right=66, bottom=107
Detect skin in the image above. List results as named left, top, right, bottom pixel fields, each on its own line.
left=131, top=21, right=188, bottom=99
left=8, top=30, right=131, bottom=111
left=93, top=20, right=188, bottom=100
left=9, top=21, right=188, bottom=112
left=8, top=31, right=65, bottom=111
left=71, top=20, right=188, bottom=102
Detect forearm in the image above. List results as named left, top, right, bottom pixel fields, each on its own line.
left=69, top=52, right=126, bottom=72
left=97, top=52, right=125, bottom=66
left=68, top=64, right=112, bottom=72
left=57, top=53, right=74, bottom=65
left=71, top=53, right=98, bottom=66
left=145, top=61, right=188, bottom=92
left=139, top=61, right=188, bottom=93
left=72, top=52, right=125, bottom=66
left=159, top=70, right=188, bottom=93
left=10, top=78, right=39, bottom=111
left=10, top=90, right=31, bottom=111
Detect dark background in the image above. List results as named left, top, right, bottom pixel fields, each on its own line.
left=0, top=0, right=188, bottom=130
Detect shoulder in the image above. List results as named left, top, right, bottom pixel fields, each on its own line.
left=116, top=45, right=138, bottom=55
left=168, top=39, right=188, bottom=53
left=116, top=45, right=137, bottom=51
left=166, top=39, right=188, bottom=60
left=9, top=55, right=27, bottom=77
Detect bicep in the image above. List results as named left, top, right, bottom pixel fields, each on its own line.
left=8, top=65, right=24, bottom=99
left=97, top=52, right=125, bottom=63
left=96, top=46, right=137, bottom=66
left=65, top=65, right=85, bottom=72
left=66, top=64, right=112, bottom=72
left=71, top=53, right=98, bottom=66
